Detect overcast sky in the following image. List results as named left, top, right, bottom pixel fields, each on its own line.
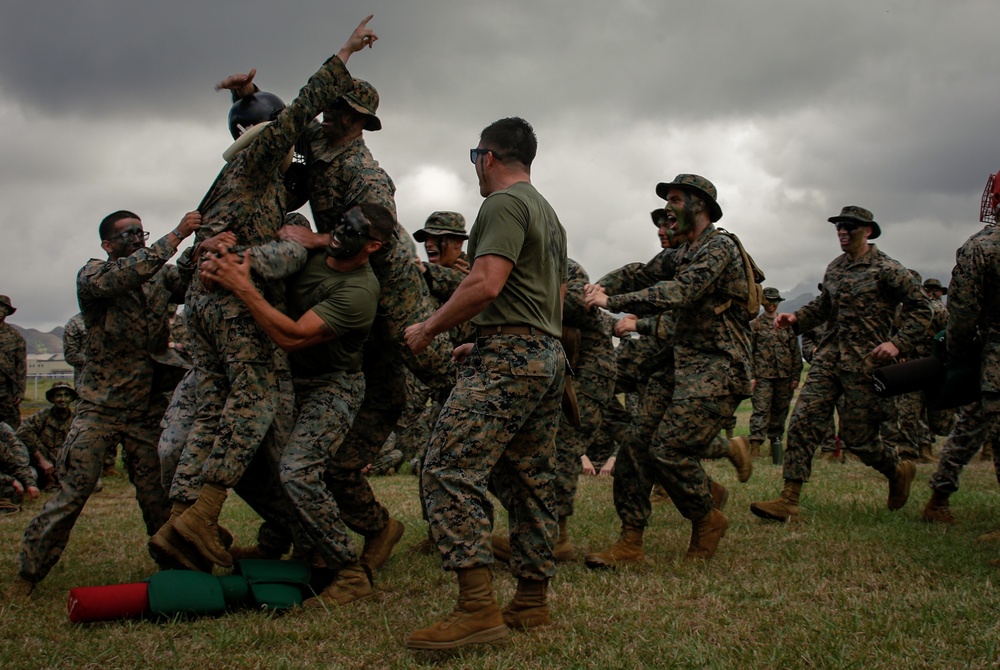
left=1, top=1, right=996, bottom=330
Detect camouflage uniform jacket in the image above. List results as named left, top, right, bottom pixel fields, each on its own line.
left=300, top=132, right=397, bottom=233
left=189, top=54, right=353, bottom=299
left=605, top=225, right=752, bottom=399
left=564, top=259, right=615, bottom=381
left=751, top=312, right=803, bottom=380
left=423, top=252, right=470, bottom=304
left=421, top=252, right=475, bottom=347
left=63, top=313, right=86, bottom=374
left=795, top=244, right=933, bottom=374
left=17, top=406, right=74, bottom=462
left=76, top=234, right=187, bottom=410
left=929, top=296, right=948, bottom=337
left=0, top=421, right=34, bottom=489
left=946, top=223, right=1000, bottom=405
left=0, top=321, right=26, bottom=400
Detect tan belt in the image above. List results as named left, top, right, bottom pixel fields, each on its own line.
left=476, top=325, right=538, bottom=337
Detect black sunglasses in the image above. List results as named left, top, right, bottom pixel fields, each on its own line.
left=470, top=148, right=504, bottom=164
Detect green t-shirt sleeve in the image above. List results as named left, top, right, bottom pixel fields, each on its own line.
left=472, top=192, right=528, bottom=263
left=308, top=280, right=377, bottom=338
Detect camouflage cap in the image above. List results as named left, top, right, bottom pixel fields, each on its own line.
left=828, top=205, right=881, bottom=239
left=413, top=211, right=468, bottom=242
left=45, top=381, right=78, bottom=403
left=762, top=287, right=784, bottom=303
left=342, top=78, right=382, bottom=132
left=655, top=174, right=723, bottom=222
left=923, top=277, right=948, bottom=295
left=0, top=294, right=15, bottom=314
left=650, top=208, right=668, bottom=226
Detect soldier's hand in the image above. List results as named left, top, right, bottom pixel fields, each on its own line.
left=38, top=458, right=54, bottom=477
left=452, top=342, right=475, bottom=363
left=452, top=258, right=471, bottom=275
left=751, top=379, right=757, bottom=391
left=581, top=455, right=596, bottom=476
left=404, top=321, right=433, bottom=355
left=26, top=486, right=39, bottom=500
left=871, top=341, right=900, bottom=361
left=614, top=314, right=638, bottom=337
left=215, top=68, right=257, bottom=98
left=340, top=15, right=378, bottom=61
left=11, top=480, right=23, bottom=495
left=200, top=231, right=237, bottom=256
left=774, top=313, right=796, bottom=330
left=279, top=225, right=329, bottom=250
left=584, top=283, right=609, bottom=309
left=177, top=211, right=202, bottom=238
left=414, top=258, right=427, bottom=274
left=599, top=456, right=616, bottom=476
left=200, top=249, right=251, bottom=293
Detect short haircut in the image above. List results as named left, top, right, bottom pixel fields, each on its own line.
left=480, top=117, right=537, bottom=168
left=354, top=203, right=396, bottom=246
left=99, top=210, right=140, bottom=241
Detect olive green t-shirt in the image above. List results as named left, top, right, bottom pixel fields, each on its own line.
left=468, top=181, right=568, bottom=337
left=286, top=251, right=379, bottom=376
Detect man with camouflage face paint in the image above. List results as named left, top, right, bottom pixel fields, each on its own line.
left=585, top=174, right=753, bottom=563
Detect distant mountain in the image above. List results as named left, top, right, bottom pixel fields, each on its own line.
left=9, top=323, right=63, bottom=355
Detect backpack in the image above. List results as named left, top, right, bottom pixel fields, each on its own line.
left=715, top=228, right=765, bottom=316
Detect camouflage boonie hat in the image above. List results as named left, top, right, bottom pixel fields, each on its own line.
left=655, top=174, right=723, bottom=222
left=413, top=211, right=468, bottom=242
left=342, top=78, right=382, bottom=132
left=762, top=287, right=784, bottom=303
left=0, top=295, right=15, bottom=315
left=46, top=382, right=78, bottom=403
left=650, top=208, right=668, bottom=226
left=923, top=277, right=947, bottom=295
left=828, top=205, right=881, bottom=239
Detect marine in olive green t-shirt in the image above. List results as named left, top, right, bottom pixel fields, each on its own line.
left=467, top=181, right=568, bottom=337
left=286, top=251, right=380, bottom=376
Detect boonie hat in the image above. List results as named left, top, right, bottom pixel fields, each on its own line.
left=0, top=295, right=15, bottom=315
left=828, top=205, right=881, bottom=239
left=923, top=278, right=947, bottom=295
left=655, top=174, right=723, bottom=222
left=413, top=211, right=468, bottom=242
left=46, top=382, right=78, bottom=403
left=342, top=79, right=382, bottom=132
left=762, top=287, right=784, bottom=303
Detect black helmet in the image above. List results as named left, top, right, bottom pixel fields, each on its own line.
left=228, top=91, right=285, bottom=140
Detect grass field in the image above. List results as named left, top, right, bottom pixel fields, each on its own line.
left=3, top=429, right=1000, bottom=669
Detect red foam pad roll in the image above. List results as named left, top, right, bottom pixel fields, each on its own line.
left=67, top=583, right=150, bottom=623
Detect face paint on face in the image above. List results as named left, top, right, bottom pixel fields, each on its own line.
left=50, top=390, right=74, bottom=409
left=327, top=209, right=375, bottom=260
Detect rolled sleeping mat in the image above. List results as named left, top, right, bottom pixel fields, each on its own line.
left=67, top=582, right=150, bottom=623
left=872, top=357, right=945, bottom=397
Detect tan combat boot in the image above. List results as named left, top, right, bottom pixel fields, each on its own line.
left=922, top=491, right=956, bottom=524
left=727, top=436, right=753, bottom=483
left=502, top=578, right=550, bottom=629
left=148, top=503, right=212, bottom=572
left=684, top=509, right=730, bottom=560
left=491, top=533, right=512, bottom=563
left=747, top=440, right=763, bottom=458
left=553, top=517, right=574, bottom=562
left=360, top=518, right=405, bottom=570
left=583, top=526, right=645, bottom=569
left=406, top=567, right=508, bottom=650
left=174, top=484, right=233, bottom=567
left=750, top=480, right=803, bottom=522
left=710, top=480, right=729, bottom=511
left=887, top=460, right=917, bottom=511
left=303, top=563, right=373, bottom=608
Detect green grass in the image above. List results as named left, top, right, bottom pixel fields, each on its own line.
left=3, top=410, right=1000, bottom=668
